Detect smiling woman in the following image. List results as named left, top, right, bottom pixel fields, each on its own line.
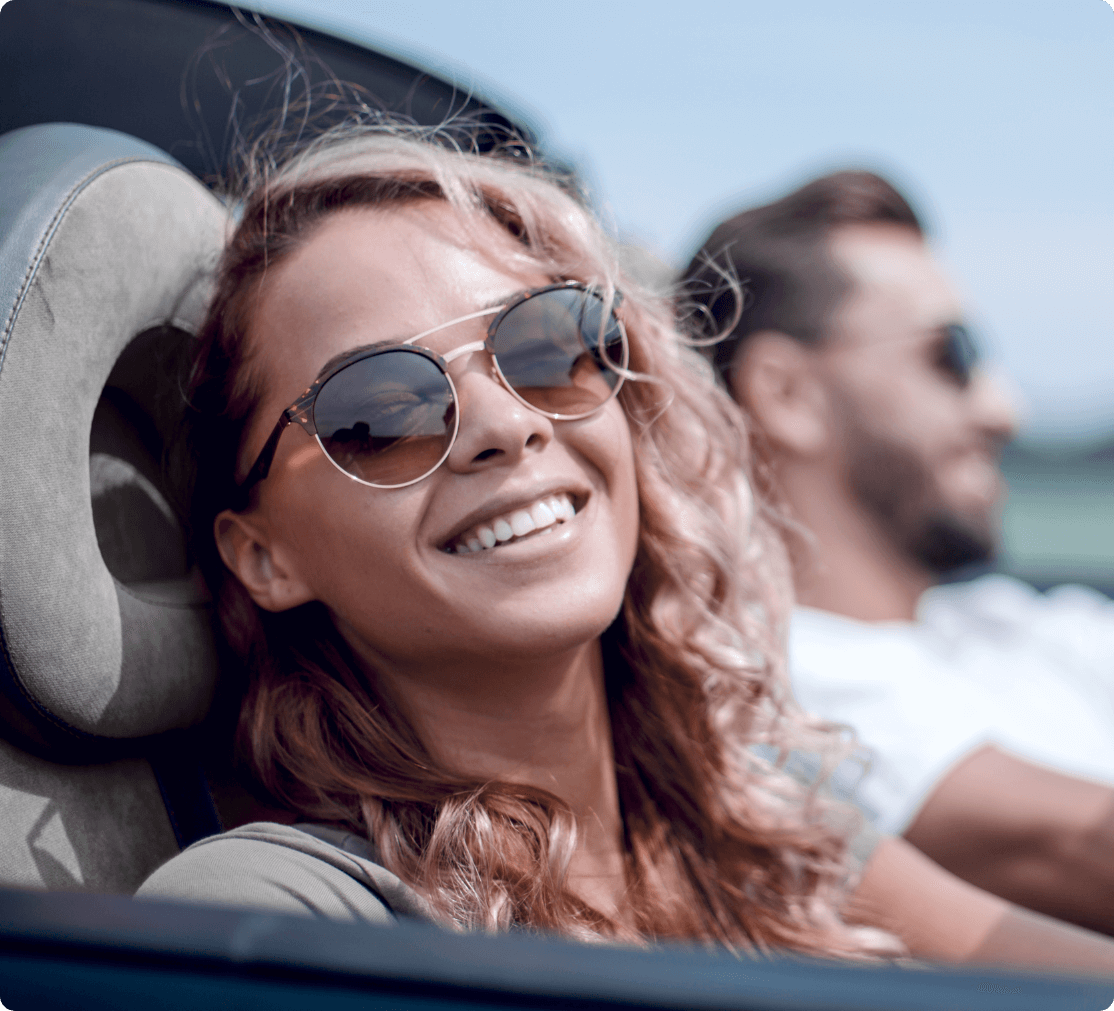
left=131, top=124, right=891, bottom=954
left=130, top=125, right=1114, bottom=971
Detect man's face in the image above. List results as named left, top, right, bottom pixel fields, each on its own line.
left=815, top=224, right=1019, bottom=573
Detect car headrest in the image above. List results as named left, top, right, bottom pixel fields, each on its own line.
left=0, top=123, right=228, bottom=755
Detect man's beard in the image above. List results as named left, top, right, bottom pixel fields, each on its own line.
left=843, top=418, right=997, bottom=577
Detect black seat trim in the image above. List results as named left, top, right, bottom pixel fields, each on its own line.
left=148, top=730, right=223, bottom=849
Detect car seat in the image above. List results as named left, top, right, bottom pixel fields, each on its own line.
left=0, top=122, right=228, bottom=893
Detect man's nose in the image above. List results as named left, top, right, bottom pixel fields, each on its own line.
left=970, top=368, right=1021, bottom=444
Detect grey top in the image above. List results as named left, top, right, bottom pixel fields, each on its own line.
left=137, top=815, right=881, bottom=925
left=136, top=822, right=435, bottom=924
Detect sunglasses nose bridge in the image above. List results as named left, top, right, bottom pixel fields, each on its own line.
left=438, top=339, right=506, bottom=403
left=445, top=365, right=556, bottom=473
left=439, top=338, right=490, bottom=367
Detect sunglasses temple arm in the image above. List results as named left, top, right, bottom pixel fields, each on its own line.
left=234, top=414, right=293, bottom=508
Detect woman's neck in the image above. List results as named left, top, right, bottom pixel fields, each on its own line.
left=373, top=639, right=627, bottom=917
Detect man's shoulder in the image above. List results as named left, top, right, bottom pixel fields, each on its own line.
left=924, top=573, right=1114, bottom=632
left=922, top=573, right=1038, bottom=615
left=788, top=605, right=950, bottom=694
left=790, top=605, right=916, bottom=652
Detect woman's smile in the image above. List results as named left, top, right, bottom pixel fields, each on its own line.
left=439, top=489, right=581, bottom=554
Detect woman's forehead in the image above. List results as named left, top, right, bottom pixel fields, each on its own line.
left=260, top=203, right=532, bottom=315
left=245, top=202, right=547, bottom=397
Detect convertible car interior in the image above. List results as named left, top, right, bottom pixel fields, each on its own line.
left=0, top=1, right=1111, bottom=1008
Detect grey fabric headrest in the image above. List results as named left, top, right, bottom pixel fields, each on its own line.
left=0, top=123, right=228, bottom=749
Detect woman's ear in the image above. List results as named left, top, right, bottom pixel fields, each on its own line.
left=729, top=331, right=830, bottom=458
left=214, top=509, right=315, bottom=612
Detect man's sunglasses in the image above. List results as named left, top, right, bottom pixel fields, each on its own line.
left=937, top=324, right=980, bottom=386
left=236, top=281, right=628, bottom=500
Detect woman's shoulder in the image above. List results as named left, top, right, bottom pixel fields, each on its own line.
left=135, top=821, right=434, bottom=925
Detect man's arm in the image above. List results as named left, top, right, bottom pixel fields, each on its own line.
left=902, top=744, right=1114, bottom=936
left=845, top=834, right=1114, bottom=972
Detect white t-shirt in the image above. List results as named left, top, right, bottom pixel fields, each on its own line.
left=789, top=574, right=1114, bottom=836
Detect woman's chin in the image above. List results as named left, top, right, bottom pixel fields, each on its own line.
left=457, top=604, right=622, bottom=663
left=432, top=565, right=627, bottom=661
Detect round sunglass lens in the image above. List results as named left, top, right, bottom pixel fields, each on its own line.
left=490, top=288, right=625, bottom=417
left=313, top=350, right=455, bottom=486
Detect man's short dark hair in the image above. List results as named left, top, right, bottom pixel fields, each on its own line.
left=682, top=171, right=923, bottom=385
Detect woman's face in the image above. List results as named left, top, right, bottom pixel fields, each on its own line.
left=226, top=201, right=640, bottom=675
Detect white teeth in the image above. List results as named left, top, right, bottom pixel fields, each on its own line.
left=531, top=501, right=556, bottom=527
left=447, top=492, right=577, bottom=554
left=549, top=496, right=573, bottom=521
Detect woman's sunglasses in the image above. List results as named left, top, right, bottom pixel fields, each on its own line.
left=236, top=281, right=628, bottom=500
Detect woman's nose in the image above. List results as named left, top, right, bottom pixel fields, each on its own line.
left=445, top=359, right=553, bottom=472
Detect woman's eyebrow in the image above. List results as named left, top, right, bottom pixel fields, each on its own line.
left=314, top=341, right=393, bottom=380
left=478, top=293, right=517, bottom=312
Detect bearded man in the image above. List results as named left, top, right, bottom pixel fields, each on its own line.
left=684, top=171, right=1114, bottom=936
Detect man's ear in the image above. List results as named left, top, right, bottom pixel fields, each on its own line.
left=729, top=331, right=830, bottom=458
left=214, top=510, right=315, bottom=612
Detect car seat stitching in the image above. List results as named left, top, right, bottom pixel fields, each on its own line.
left=0, top=157, right=196, bottom=377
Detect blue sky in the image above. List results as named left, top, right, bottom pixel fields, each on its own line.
left=250, top=0, right=1112, bottom=446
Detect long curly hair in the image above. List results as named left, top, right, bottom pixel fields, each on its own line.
left=183, top=124, right=894, bottom=956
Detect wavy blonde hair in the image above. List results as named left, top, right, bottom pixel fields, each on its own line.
left=185, top=125, right=893, bottom=957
